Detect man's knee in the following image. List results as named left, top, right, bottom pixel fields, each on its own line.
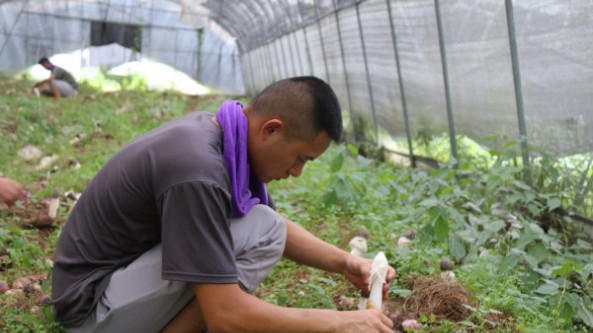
left=248, top=204, right=286, bottom=241
left=232, top=205, right=287, bottom=292
left=233, top=204, right=287, bottom=254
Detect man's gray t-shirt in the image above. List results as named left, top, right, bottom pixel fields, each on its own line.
left=53, top=66, right=78, bottom=90
left=52, top=112, right=238, bottom=327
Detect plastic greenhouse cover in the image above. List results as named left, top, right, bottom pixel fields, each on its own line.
left=0, top=0, right=244, bottom=94
left=242, top=0, right=593, bottom=156
left=1, top=0, right=592, bottom=156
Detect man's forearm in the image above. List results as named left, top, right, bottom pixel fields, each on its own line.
left=195, top=283, right=338, bottom=333
left=34, top=77, right=54, bottom=87
left=282, top=218, right=348, bottom=274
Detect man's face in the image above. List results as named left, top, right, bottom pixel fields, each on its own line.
left=41, top=62, right=52, bottom=70
left=250, top=130, right=331, bottom=183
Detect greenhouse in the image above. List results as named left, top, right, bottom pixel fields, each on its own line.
left=1, top=0, right=592, bottom=332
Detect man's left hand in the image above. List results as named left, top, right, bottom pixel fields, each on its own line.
left=342, top=253, right=396, bottom=300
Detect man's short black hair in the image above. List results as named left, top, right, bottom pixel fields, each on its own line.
left=38, top=57, right=50, bottom=65
left=249, top=76, right=343, bottom=143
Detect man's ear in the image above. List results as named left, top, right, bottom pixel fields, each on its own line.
left=261, top=119, right=284, bottom=139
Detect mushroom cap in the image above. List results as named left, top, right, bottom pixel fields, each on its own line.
left=440, top=257, right=454, bottom=271
left=349, top=236, right=368, bottom=254
left=403, top=229, right=416, bottom=240
left=356, top=226, right=370, bottom=240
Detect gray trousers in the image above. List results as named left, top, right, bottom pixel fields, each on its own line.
left=39, top=80, right=78, bottom=97
left=68, top=205, right=287, bottom=333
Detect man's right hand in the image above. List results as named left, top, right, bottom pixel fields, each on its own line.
left=334, top=309, right=394, bottom=333
left=0, top=177, right=25, bottom=206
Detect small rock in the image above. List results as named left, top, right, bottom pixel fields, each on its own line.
left=336, top=294, right=355, bottom=308
left=36, top=155, right=58, bottom=171
left=45, top=258, right=54, bottom=267
left=30, top=273, right=48, bottom=282
left=12, top=277, right=32, bottom=290
left=0, top=280, right=9, bottom=293
left=68, top=158, right=81, bottom=170
left=69, top=133, right=85, bottom=146
left=4, top=288, right=25, bottom=300
left=402, top=319, right=423, bottom=330
left=24, top=283, right=42, bottom=296
left=37, top=294, right=52, bottom=305
left=18, top=145, right=43, bottom=160
left=30, top=305, right=44, bottom=318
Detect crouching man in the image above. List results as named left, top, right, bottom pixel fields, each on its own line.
left=52, top=76, right=395, bottom=333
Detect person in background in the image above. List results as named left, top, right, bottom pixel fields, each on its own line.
left=33, top=57, right=78, bottom=98
left=52, top=76, right=396, bottom=333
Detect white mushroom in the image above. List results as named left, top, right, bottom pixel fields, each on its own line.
left=397, top=236, right=412, bottom=248
left=48, top=190, right=60, bottom=218
left=349, top=236, right=368, bottom=256
left=367, top=251, right=389, bottom=310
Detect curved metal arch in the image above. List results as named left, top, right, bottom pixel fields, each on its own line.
left=203, top=0, right=271, bottom=52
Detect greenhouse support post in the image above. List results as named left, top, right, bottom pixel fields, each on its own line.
left=278, top=37, right=290, bottom=77
left=434, top=0, right=458, bottom=165
left=265, top=46, right=274, bottom=83
left=266, top=45, right=275, bottom=82
left=238, top=53, right=245, bottom=92
left=278, top=0, right=299, bottom=76
left=252, top=51, right=259, bottom=92
left=174, top=30, right=178, bottom=72
left=287, top=21, right=304, bottom=76
left=356, top=1, right=379, bottom=145
left=264, top=44, right=274, bottom=82
left=250, top=50, right=258, bottom=90
left=250, top=51, right=259, bottom=92
left=505, top=0, right=531, bottom=183
left=268, top=42, right=277, bottom=79
left=332, top=0, right=355, bottom=134
left=313, top=0, right=331, bottom=83
left=264, top=45, right=276, bottom=82
left=296, top=4, right=314, bottom=75
left=293, top=30, right=305, bottom=75
left=249, top=51, right=257, bottom=94
left=273, top=41, right=283, bottom=78
left=217, top=47, right=223, bottom=89
left=258, top=47, right=268, bottom=84
left=285, top=36, right=297, bottom=77
left=241, top=52, right=251, bottom=95
left=0, top=0, right=29, bottom=58
left=253, top=48, right=261, bottom=88
left=273, top=41, right=283, bottom=79
left=284, top=36, right=295, bottom=77
left=386, top=0, right=416, bottom=167
left=574, top=157, right=593, bottom=208
left=286, top=4, right=305, bottom=76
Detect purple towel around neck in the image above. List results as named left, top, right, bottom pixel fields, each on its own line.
left=215, top=100, right=268, bottom=217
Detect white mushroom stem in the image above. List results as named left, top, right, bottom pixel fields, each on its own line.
left=367, top=251, right=388, bottom=310
left=48, top=197, right=60, bottom=218
left=349, top=236, right=368, bottom=256
left=397, top=236, right=412, bottom=248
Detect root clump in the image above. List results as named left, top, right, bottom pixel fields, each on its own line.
left=403, top=275, right=473, bottom=322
